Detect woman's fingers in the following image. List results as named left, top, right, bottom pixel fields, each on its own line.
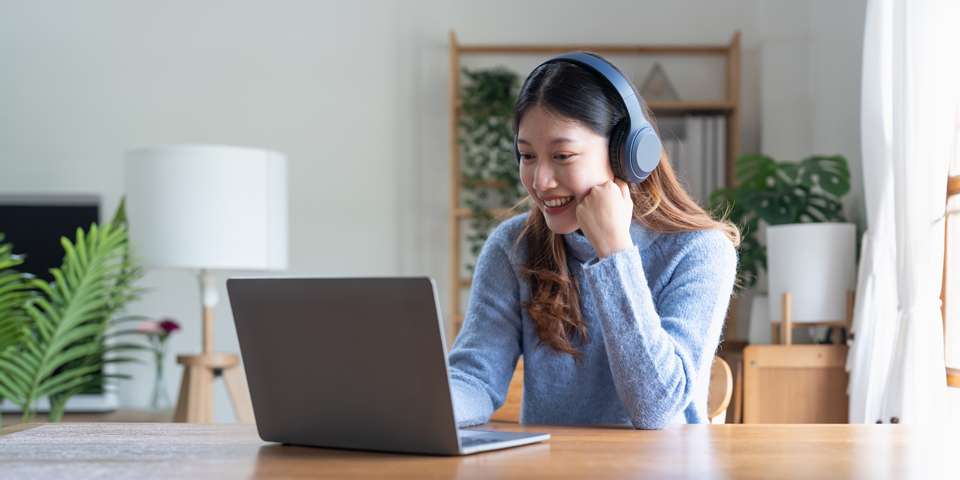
left=613, top=178, right=630, bottom=199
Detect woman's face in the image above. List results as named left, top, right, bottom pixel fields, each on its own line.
left=517, top=105, right=614, bottom=234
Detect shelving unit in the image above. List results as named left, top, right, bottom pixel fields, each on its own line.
left=448, top=30, right=742, bottom=338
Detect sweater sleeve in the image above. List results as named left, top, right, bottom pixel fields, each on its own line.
left=580, top=230, right=736, bottom=429
left=447, top=226, right=523, bottom=427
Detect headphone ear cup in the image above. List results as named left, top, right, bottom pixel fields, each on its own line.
left=627, top=128, right=663, bottom=183
left=608, top=120, right=628, bottom=180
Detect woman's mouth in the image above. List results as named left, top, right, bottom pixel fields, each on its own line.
left=542, top=196, right=575, bottom=215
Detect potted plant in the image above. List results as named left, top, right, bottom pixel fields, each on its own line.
left=0, top=199, right=146, bottom=425
left=710, top=154, right=852, bottom=289
left=710, top=154, right=854, bottom=342
left=459, top=66, right=527, bottom=271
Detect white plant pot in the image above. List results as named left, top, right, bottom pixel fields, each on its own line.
left=766, top=223, right=857, bottom=326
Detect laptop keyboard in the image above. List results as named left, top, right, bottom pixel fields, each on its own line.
left=459, top=430, right=505, bottom=447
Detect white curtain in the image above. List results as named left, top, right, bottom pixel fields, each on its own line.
left=849, top=0, right=960, bottom=424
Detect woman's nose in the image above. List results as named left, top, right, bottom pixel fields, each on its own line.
left=532, top=162, right=558, bottom=191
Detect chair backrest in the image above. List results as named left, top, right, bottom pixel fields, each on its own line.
left=943, top=175, right=960, bottom=387
left=490, top=355, right=733, bottom=424
left=708, top=356, right=733, bottom=423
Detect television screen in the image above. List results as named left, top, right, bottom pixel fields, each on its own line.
left=0, top=194, right=100, bottom=281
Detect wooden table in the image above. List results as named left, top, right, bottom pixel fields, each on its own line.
left=0, top=422, right=954, bottom=479
left=1, top=408, right=173, bottom=427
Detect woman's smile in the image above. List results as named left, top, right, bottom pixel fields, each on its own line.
left=541, top=195, right=576, bottom=215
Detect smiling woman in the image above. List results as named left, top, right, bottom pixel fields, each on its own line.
left=517, top=108, right=611, bottom=234
left=447, top=53, right=741, bottom=429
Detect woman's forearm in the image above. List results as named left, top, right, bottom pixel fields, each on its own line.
left=580, top=233, right=736, bottom=429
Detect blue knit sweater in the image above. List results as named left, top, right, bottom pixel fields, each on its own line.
left=448, top=213, right=737, bottom=429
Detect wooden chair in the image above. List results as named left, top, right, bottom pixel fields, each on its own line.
left=490, top=355, right=733, bottom=424
left=708, top=356, right=733, bottom=423
left=942, top=175, right=960, bottom=387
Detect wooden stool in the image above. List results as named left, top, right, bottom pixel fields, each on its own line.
left=173, top=352, right=254, bottom=424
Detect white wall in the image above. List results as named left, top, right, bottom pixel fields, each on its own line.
left=758, top=0, right=867, bottom=225
left=0, top=0, right=865, bottom=421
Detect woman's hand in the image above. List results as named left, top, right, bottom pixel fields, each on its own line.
left=575, top=179, right=635, bottom=258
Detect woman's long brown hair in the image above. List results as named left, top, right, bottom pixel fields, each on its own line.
left=511, top=59, right=740, bottom=358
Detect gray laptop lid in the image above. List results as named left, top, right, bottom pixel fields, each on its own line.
left=227, top=277, right=461, bottom=454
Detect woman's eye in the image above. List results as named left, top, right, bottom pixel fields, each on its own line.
left=518, top=153, right=535, bottom=163
left=554, top=154, right=575, bottom=162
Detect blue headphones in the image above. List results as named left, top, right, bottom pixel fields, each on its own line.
left=515, top=52, right=662, bottom=184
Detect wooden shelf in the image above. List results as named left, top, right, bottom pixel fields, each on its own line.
left=649, top=100, right=735, bottom=114
left=459, top=44, right=729, bottom=56
left=451, top=313, right=465, bottom=337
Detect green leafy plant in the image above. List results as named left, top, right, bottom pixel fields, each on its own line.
left=0, top=199, right=146, bottom=424
left=0, top=236, right=33, bottom=356
left=459, top=66, right=528, bottom=271
left=710, top=154, right=851, bottom=291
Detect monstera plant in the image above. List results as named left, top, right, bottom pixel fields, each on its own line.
left=0, top=199, right=145, bottom=424
left=710, top=154, right=851, bottom=292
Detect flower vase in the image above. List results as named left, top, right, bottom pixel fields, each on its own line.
left=150, top=342, right=172, bottom=410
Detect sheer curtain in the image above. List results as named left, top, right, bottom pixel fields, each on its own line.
left=849, top=0, right=960, bottom=424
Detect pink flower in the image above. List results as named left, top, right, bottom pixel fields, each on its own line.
left=137, top=320, right=163, bottom=334
left=137, top=318, right=181, bottom=338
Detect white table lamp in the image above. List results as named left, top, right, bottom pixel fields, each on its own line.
left=766, top=223, right=856, bottom=344
left=125, top=144, right=288, bottom=423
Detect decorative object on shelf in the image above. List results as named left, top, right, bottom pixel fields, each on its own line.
left=661, top=115, right=727, bottom=207
left=0, top=201, right=145, bottom=426
left=709, top=153, right=852, bottom=292
left=137, top=317, right=181, bottom=410
left=125, top=144, right=288, bottom=424
left=639, top=62, right=680, bottom=102
left=459, top=66, right=527, bottom=272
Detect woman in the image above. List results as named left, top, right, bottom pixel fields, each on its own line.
left=448, top=53, right=740, bottom=430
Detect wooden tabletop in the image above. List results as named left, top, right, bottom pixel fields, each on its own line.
left=0, top=422, right=954, bottom=479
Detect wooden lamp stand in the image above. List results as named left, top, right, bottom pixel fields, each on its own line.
left=772, top=290, right=855, bottom=345
left=173, top=271, right=254, bottom=423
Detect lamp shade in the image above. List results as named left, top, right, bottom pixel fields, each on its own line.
left=124, top=144, right=288, bottom=271
left=766, top=223, right=856, bottom=323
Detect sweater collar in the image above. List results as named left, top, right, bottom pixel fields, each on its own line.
left=562, top=222, right=661, bottom=263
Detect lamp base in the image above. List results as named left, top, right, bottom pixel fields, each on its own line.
left=173, top=353, right=254, bottom=424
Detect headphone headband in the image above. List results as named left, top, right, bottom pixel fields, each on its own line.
left=519, top=52, right=662, bottom=183
left=543, top=53, right=645, bottom=133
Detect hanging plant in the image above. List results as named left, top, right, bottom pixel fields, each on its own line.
left=709, top=154, right=851, bottom=292
left=459, top=66, right=527, bottom=272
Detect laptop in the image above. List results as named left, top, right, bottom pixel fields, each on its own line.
left=226, top=276, right=550, bottom=455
